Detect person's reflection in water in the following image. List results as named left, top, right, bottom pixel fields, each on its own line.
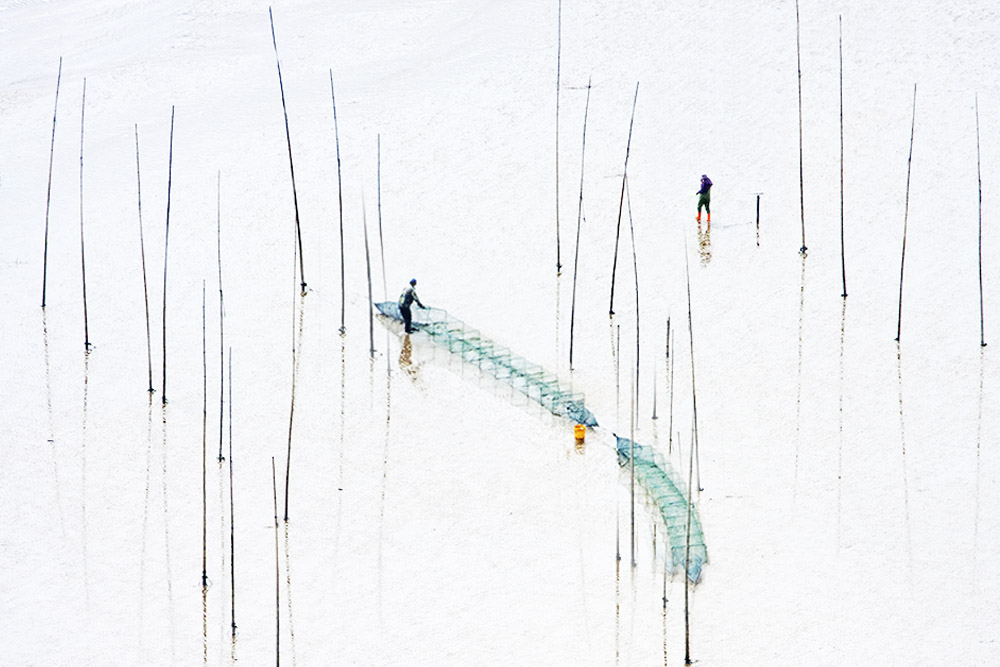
left=399, top=334, right=419, bottom=378
left=697, top=219, right=712, bottom=266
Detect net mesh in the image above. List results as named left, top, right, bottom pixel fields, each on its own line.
left=376, top=301, right=707, bottom=582
left=616, top=436, right=707, bottom=583
left=375, top=302, right=598, bottom=427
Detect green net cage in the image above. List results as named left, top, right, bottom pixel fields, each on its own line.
left=616, top=436, right=707, bottom=583
left=376, top=303, right=598, bottom=427
left=377, top=301, right=707, bottom=583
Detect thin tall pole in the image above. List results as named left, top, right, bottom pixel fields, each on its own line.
left=839, top=16, right=847, bottom=297
left=755, top=193, right=762, bottom=247
left=135, top=125, right=154, bottom=392
left=615, top=324, right=621, bottom=419
left=79, top=78, right=91, bottom=350
left=554, top=0, right=562, bottom=274
left=218, top=171, right=226, bottom=461
left=667, top=317, right=674, bottom=455
left=652, top=363, right=658, bottom=420
left=629, top=366, right=636, bottom=568
left=626, top=177, right=640, bottom=420
left=363, top=197, right=375, bottom=357
left=977, top=94, right=986, bottom=347
left=896, top=84, right=917, bottom=343
left=201, top=282, right=208, bottom=589
left=795, top=0, right=807, bottom=254
left=683, top=432, right=695, bottom=665
left=162, top=106, right=175, bottom=403
left=377, top=135, right=387, bottom=301
left=41, top=57, right=62, bottom=309
left=330, top=71, right=346, bottom=334
left=609, top=83, right=639, bottom=316
left=569, top=76, right=592, bottom=369
left=282, top=303, right=298, bottom=523
left=685, top=247, right=702, bottom=491
left=269, top=7, right=306, bottom=292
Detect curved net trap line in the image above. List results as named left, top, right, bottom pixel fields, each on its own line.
left=615, top=435, right=707, bottom=584
left=376, top=303, right=598, bottom=426
left=376, top=302, right=706, bottom=583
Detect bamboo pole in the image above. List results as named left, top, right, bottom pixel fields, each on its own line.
left=135, top=125, right=154, bottom=392
left=683, top=431, right=695, bottom=665
left=667, top=316, right=674, bottom=455
left=282, top=215, right=307, bottom=522
left=269, top=7, right=306, bottom=292
left=615, top=498, right=620, bottom=563
left=626, top=176, right=640, bottom=420
left=629, top=365, right=636, bottom=568
left=685, top=247, right=702, bottom=491
left=377, top=135, right=388, bottom=301
left=282, top=292, right=303, bottom=522
left=330, top=70, right=346, bottom=333
left=609, top=83, right=639, bottom=316
left=976, top=94, right=986, bottom=347
left=615, top=324, right=621, bottom=420
left=41, top=57, right=62, bottom=309
left=363, top=197, right=375, bottom=357
left=218, top=171, right=226, bottom=461
left=652, top=362, right=658, bottom=420
left=795, top=0, right=807, bottom=255
left=839, top=16, right=847, bottom=297
left=895, top=84, right=917, bottom=343
left=79, top=78, right=91, bottom=349
left=162, top=106, right=175, bottom=403
left=554, top=0, right=562, bottom=274
left=755, top=193, right=762, bottom=247
left=377, top=136, right=391, bottom=377
left=568, top=76, right=592, bottom=370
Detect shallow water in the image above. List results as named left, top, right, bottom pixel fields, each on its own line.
left=1, top=0, right=999, bottom=665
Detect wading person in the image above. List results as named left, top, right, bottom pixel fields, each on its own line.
left=696, top=174, right=712, bottom=223
left=398, top=278, right=426, bottom=334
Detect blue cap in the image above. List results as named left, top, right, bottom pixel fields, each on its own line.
left=410, top=279, right=417, bottom=285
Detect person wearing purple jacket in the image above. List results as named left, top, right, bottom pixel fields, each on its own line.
left=696, top=174, right=712, bottom=222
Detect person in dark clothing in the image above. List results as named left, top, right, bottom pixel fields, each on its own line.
left=398, top=278, right=426, bottom=333
left=696, top=174, right=712, bottom=222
